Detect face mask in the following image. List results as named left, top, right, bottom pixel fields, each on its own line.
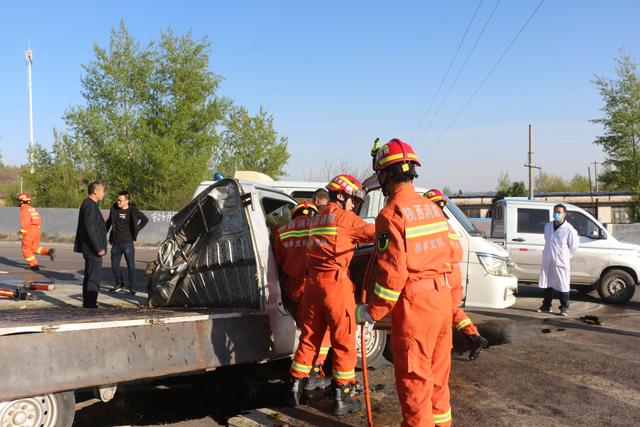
left=553, top=213, right=563, bottom=222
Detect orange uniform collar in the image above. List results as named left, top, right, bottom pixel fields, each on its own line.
left=387, top=182, right=416, bottom=198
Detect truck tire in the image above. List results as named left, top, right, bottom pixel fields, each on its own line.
left=356, top=326, right=388, bottom=369
left=597, top=269, right=636, bottom=304
left=0, top=391, right=75, bottom=427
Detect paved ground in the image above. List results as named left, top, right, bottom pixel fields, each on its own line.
left=0, top=241, right=158, bottom=309
left=1, top=242, right=640, bottom=426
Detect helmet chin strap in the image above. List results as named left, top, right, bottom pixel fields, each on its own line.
left=378, top=171, right=391, bottom=197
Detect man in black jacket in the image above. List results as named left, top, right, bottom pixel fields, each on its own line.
left=74, top=181, right=108, bottom=308
left=106, top=191, right=149, bottom=294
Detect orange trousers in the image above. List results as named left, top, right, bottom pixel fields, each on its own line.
left=291, top=271, right=356, bottom=385
left=391, top=276, right=453, bottom=427
left=285, top=277, right=332, bottom=369
left=21, top=230, right=49, bottom=268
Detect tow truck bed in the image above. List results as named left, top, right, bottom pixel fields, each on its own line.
left=0, top=307, right=274, bottom=400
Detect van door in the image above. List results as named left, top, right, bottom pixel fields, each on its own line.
left=507, top=205, right=550, bottom=281
left=566, top=210, right=611, bottom=284
left=490, top=201, right=506, bottom=241
left=150, top=179, right=262, bottom=309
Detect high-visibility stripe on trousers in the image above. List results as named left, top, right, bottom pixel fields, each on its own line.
left=21, top=231, right=49, bottom=268
left=433, top=408, right=452, bottom=426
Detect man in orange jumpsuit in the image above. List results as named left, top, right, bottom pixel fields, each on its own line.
left=425, top=189, right=489, bottom=360
left=17, top=193, right=55, bottom=271
left=273, top=201, right=331, bottom=395
left=288, top=174, right=375, bottom=415
left=356, top=139, right=454, bottom=426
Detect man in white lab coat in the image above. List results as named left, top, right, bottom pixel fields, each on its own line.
left=537, top=204, right=579, bottom=316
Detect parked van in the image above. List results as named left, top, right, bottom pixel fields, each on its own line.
left=192, top=175, right=517, bottom=368
left=196, top=175, right=518, bottom=309
left=490, top=199, right=640, bottom=303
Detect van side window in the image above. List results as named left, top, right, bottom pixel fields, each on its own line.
left=290, top=191, right=314, bottom=201
left=517, top=208, right=549, bottom=234
left=262, top=198, right=295, bottom=235
left=566, top=211, right=600, bottom=238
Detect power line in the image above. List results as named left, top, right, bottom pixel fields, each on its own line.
left=426, top=0, right=546, bottom=155
left=416, top=0, right=501, bottom=147
left=410, top=0, right=485, bottom=144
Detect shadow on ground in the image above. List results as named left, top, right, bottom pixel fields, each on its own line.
left=73, top=359, right=353, bottom=427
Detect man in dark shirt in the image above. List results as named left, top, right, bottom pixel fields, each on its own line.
left=74, top=181, right=108, bottom=308
left=106, top=191, right=149, bottom=294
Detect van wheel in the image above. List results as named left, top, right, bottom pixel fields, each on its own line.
left=356, top=326, right=388, bottom=369
left=597, top=270, right=636, bottom=304
left=0, top=391, right=75, bottom=427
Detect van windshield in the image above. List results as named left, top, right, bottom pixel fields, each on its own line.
left=445, top=197, right=484, bottom=237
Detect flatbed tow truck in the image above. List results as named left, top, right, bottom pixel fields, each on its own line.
left=0, top=179, right=300, bottom=427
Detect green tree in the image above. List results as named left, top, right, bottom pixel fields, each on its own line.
left=493, top=172, right=527, bottom=202
left=535, top=172, right=592, bottom=193
left=592, top=50, right=640, bottom=218
left=25, top=130, right=94, bottom=208
left=0, top=149, right=22, bottom=206
left=569, top=174, right=591, bottom=192
left=536, top=172, right=568, bottom=193
left=27, top=21, right=289, bottom=210
left=496, top=171, right=512, bottom=194
left=215, top=106, right=290, bottom=178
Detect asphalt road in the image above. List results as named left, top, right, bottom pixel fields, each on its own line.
left=1, top=242, right=640, bottom=426
left=0, top=241, right=158, bottom=308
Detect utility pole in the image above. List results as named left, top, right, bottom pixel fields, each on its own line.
left=25, top=45, right=34, bottom=174
left=523, top=124, right=540, bottom=199
left=591, top=161, right=600, bottom=192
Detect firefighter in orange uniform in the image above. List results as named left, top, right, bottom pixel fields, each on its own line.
left=356, top=139, right=453, bottom=426
left=288, top=175, right=375, bottom=415
left=273, top=201, right=332, bottom=395
left=17, top=193, right=55, bottom=271
left=425, top=189, right=489, bottom=360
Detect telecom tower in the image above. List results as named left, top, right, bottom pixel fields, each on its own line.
left=25, top=46, right=34, bottom=173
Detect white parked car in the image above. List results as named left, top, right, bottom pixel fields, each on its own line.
left=490, top=199, right=640, bottom=303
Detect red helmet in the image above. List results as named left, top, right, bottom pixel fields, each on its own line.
left=372, top=138, right=421, bottom=171
left=327, top=174, right=365, bottom=203
left=425, top=189, right=446, bottom=208
left=17, top=193, right=31, bottom=203
left=292, top=201, right=318, bottom=218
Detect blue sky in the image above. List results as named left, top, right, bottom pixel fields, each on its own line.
left=1, top=0, right=639, bottom=191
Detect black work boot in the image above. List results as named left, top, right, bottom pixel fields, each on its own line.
left=303, top=365, right=331, bottom=400
left=110, top=282, right=124, bottom=293
left=48, top=248, right=56, bottom=261
left=128, top=284, right=137, bottom=296
left=29, top=265, right=40, bottom=271
left=334, top=382, right=362, bottom=415
left=285, top=378, right=304, bottom=406
left=467, top=334, right=489, bottom=360
left=304, top=365, right=331, bottom=391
